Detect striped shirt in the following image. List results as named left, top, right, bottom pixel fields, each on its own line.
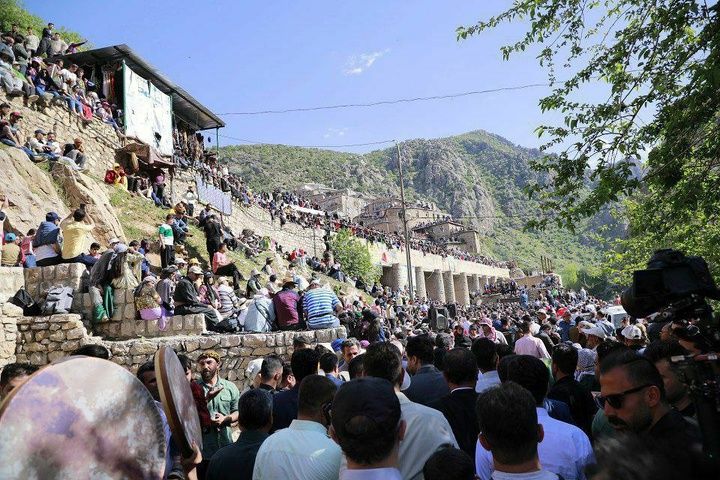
left=217, top=284, right=238, bottom=317
left=302, top=287, right=340, bottom=329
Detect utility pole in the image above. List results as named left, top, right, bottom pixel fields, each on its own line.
left=395, top=140, right=414, bottom=296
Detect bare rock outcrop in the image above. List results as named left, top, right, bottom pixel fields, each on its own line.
left=50, top=163, right=125, bottom=243
left=0, top=148, right=69, bottom=235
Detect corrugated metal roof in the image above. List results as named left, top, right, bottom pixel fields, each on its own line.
left=61, top=44, right=225, bottom=131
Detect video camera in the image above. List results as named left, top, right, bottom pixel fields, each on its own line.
left=622, top=249, right=720, bottom=343
left=622, top=249, right=720, bottom=459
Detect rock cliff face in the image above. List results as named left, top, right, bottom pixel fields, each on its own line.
left=1, top=148, right=70, bottom=235
left=0, top=96, right=124, bottom=243
left=220, top=130, right=616, bottom=270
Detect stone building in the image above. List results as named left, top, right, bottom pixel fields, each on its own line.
left=296, top=183, right=370, bottom=219
left=413, top=219, right=482, bottom=254
left=353, top=197, right=449, bottom=234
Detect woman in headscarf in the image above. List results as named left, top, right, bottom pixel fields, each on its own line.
left=134, top=275, right=166, bottom=330
left=198, top=271, right=220, bottom=310
left=575, top=348, right=599, bottom=392
left=477, top=317, right=508, bottom=345
left=109, top=243, right=144, bottom=290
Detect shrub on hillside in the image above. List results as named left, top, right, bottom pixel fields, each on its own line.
left=329, top=228, right=380, bottom=286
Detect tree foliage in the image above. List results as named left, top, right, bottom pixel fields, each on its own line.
left=329, top=228, right=381, bottom=285
left=458, top=1, right=720, bottom=231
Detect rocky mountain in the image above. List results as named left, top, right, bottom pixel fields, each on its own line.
left=220, top=129, right=620, bottom=272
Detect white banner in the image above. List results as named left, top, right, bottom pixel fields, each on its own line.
left=195, top=175, right=232, bottom=216
left=123, top=64, right=173, bottom=156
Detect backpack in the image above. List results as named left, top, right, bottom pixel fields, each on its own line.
left=42, top=286, right=74, bottom=315
left=213, top=315, right=240, bottom=333
left=10, top=287, right=41, bottom=316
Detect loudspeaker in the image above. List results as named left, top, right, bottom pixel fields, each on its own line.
left=436, top=314, right=448, bottom=331
left=445, top=303, right=457, bottom=319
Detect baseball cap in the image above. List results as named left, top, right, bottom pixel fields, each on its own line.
left=175, top=258, right=187, bottom=265
left=45, top=212, right=60, bottom=222
left=621, top=325, right=643, bottom=340
left=331, top=377, right=401, bottom=444
left=34, top=128, right=46, bottom=135
left=579, top=325, right=607, bottom=340
left=331, top=338, right=344, bottom=352
left=108, top=237, right=120, bottom=245
left=188, top=265, right=202, bottom=275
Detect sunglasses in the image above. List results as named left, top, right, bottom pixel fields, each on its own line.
left=597, top=384, right=652, bottom=409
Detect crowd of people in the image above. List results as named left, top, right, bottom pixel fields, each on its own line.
left=1, top=271, right=714, bottom=479
left=0, top=22, right=122, bottom=133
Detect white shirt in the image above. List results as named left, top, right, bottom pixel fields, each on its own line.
left=253, top=419, right=341, bottom=480
left=476, top=370, right=501, bottom=393
left=341, top=468, right=403, bottom=480
left=475, top=408, right=594, bottom=480
left=492, top=471, right=559, bottom=480
left=514, top=335, right=550, bottom=359
left=397, top=391, right=458, bottom=480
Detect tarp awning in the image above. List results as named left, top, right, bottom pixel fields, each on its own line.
left=119, top=141, right=174, bottom=168
left=61, top=44, right=224, bottom=131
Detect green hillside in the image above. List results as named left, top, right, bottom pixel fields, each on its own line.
left=220, top=130, right=620, bottom=276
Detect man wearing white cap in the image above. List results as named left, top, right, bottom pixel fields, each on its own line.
left=174, top=265, right=221, bottom=331
left=621, top=324, right=646, bottom=352
left=579, top=324, right=606, bottom=351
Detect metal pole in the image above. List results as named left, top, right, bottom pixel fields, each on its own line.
left=215, top=127, right=220, bottom=156
left=395, top=140, right=414, bottom=296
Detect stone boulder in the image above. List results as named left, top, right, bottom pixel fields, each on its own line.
left=51, top=163, right=125, bottom=243
left=0, top=148, right=69, bottom=235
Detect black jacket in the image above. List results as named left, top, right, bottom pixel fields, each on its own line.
left=547, top=375, right=597, bottom=435
left=206, top=430, right=269, bottom=480
left=429, top=388, right=479, bottom=462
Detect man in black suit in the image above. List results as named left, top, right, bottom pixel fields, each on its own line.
left=429, top=348, right=479, bottom=462
left=404, top=335, right=449, bottom=406
left=206, top=389, right=272, bottom=480
left=547, top=343, right=597, bottom=436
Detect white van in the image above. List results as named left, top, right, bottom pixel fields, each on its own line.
left=604, top=305, right=628, bottom=328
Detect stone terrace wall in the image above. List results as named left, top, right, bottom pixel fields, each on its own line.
left=11, top=309, right=345, bottom=388
left=0, top=303, right=22, bottom=368
left=94, top=309, right=205, bottom=340
left=23, top=263, right=88, bottom=303
left=0, top=267, right=25, bottom=304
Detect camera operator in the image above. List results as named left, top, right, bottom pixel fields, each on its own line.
left=643, top=340, right=696, bottom=419
left=598, top=349, right=708, bottom=478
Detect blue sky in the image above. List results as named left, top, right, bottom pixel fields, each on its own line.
left=27, top=1, right=565, bottom=152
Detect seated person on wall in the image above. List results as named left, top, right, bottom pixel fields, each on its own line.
left=60, top=207, right=97, bottom=268
left=302, top=279, right=344, bottom=330
left=63, top=138, right=88, bottom=172
left=109, top=243, right=144, bottom=290
left=133, top=274, right=167, bottom=330
left=0, top=112, right=35, bottom=160
left=34, top=211, right=62, bottom=267
left=212, top=241, right=243, bottom=290
left=104, top=163, right=128, bottom=188
left=173, top=265, right=222, bottom=332
left=1, top=232, right=22, bottom=266
left=244, top=287, right=276, bottom=333
left=27, top=129, right=59, bottom=162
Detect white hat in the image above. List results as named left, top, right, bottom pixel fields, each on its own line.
left=580, top=325, right=607, bottom=340
left=621, top=325, right=643, bottom=340
left=188, top=265, right=203, bottom=275
left=108, top=237, right=120, bottom=245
